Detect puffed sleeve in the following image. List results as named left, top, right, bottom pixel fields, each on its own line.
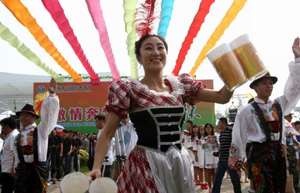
left=179, top=73, right=205, bottom=105
left=104, top=80, right=131, bottom=118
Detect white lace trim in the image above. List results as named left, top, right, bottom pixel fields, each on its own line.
left=128, top=74, right=184, bottom=98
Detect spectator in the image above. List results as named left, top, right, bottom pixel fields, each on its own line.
left=212, top=118, right=241, bottom=193
left=95, top=115, right=114, bottom=178
left=285, top=113, right=300, bottom=192
left=73, top=131, right=82, bottom=172
left=196, top=125, right=207, bottom=189
left=54, top=128, right=63, bottom=180
left=203, top=123, right=219, bottom=191
left=182, top=120, right=193, bottom=150
left=120, top=115, right=138, bottom=156
left=62, top=130, right=72, bottom=175
left=0, top=117, right=19, bottom=193
left=295, top=121, right=300, bottom=170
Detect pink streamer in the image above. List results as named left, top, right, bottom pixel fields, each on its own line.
left=85, top=0, right=121, bottom=81
left=42, top=0, right=100, bottom=84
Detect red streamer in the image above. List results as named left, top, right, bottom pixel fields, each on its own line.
left=172, top=0, right=215, bottom=76
left=42, top=0, right=100, bottom=84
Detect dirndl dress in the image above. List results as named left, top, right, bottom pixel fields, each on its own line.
left=105, top=74, right=205, bottom=193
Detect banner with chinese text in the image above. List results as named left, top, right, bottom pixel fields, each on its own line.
left=34, top=79, right=214, bottom=133
left=182, top=79, right=215, bottom=130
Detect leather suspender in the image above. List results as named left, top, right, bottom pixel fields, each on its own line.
left=16, top=133, right=25, bottom=163
left=33, top=128, right=38, bottom=162
left=273, top=101, right=283, bottom=141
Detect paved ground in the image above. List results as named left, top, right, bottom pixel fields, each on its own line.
left=195, top=176, right=250, bottom=193
left=47, top=174, right=251, bottom=193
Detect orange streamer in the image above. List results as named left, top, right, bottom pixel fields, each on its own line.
left=1, top=0, right=82, bottom=83
left=190, top=0, right=248, bottom=76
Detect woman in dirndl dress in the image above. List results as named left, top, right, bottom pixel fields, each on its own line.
left=87, top=34, right=233, bottom=193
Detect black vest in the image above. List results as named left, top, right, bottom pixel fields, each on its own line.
left=130, top=106, right=185, bottom=153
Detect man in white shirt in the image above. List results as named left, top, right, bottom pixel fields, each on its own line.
left=95, top=115, right=114, bottom=178
left=285, top=113, right=300, bottom=192
left=0, top=117, right=19, bottom=193
left=14, top=78, right=59, bottom=193
left=229, top=37, right=300, bottom=193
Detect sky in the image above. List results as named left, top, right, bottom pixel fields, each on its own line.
left=1, top=0, right=300, bottom=101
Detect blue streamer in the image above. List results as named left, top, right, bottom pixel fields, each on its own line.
left=157, top=0, right=175, bottom=38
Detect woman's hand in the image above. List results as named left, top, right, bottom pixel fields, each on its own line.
left=292, top=37, right=300, bottom=58
left=87, top=169, right=101, bottom=182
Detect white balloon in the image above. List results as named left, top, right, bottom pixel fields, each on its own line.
left=60, top=172, right=90, bottom=193
left=89, top=177, right=118, bottom=193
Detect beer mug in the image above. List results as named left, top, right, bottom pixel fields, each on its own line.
left=207, top=43, right=247, bottom=91
left=230, top=34, right=267, bottom=80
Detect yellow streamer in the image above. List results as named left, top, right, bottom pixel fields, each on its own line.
left=190, top=0, right=248, bottom=76
left=123, top=0, right=139, bottom=78
left=1, top=0, right=82, bottom=83
left=245, top=93, right=254, bottom=98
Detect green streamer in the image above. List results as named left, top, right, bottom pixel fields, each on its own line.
left=123, top=0, right=138, bottom=78
left=0, top=22, right=64, bottom=83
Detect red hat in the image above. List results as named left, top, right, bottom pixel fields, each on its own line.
left=249, top=72, right=278, bottom=89
left=16, top=104, right=40, bottom=119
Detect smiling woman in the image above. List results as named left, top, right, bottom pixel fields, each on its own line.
left=86, top=34, right=234, bottom=193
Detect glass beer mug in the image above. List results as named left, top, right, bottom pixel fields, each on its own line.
left=230, top=34, right=267, bottom=80
left=207, top=43, right=247, bottom=91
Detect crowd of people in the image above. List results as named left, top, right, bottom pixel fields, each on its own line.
left=48, top=129, right=84, bottom=184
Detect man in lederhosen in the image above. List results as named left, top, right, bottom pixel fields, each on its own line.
left=228, top=37, right=300, bottom=193
left=14, top=78, right=59, bottom=193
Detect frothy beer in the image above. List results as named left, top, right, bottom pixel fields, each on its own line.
left=230, top=34, right=267, bottom=80
left=207, top=44, right=247, bottom=91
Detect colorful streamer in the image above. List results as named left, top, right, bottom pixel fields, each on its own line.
left=157, top=0, right=175, bottom=38
left=1, top=0, right=82, bottom=83
left=190, top=0, right=248, bottom=76
left=172, top=0, right=215, bottom=76
left=123, top=0, right=138, bottom=78
left=0, top=22, right=64, bottom=83
left=85, top=0, right=121, bottom=81
left=245, top=92, right=254, bottom=98
left=42, top=0, right=100, bottom=84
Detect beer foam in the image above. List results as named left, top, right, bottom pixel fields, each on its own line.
left=229, top=34, right=251, bottom=50
left=207, top=43, right=232, bottom=62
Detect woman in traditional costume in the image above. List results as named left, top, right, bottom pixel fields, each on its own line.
left=87, top=32, right=233, bottom=192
